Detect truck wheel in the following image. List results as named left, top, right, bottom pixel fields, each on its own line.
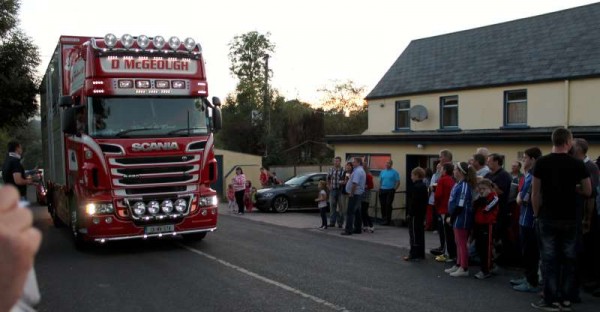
left=271, top=196, right=289, bottom=213
left=183, top=232, right=207, bottom=242
left=70, top=205, right=88, bottom=250
left=49, top=202, right=64, bottom=228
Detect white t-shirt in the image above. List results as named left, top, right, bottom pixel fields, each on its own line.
left=318, top=190, right=328, bottom=208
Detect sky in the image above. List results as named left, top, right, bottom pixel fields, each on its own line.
left=18, top=0, right=599, bottom=105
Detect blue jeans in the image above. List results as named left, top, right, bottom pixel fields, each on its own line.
left=537, top=219, right=578, bottom=303
left=344, top=194, right=362, bottom=234
left=329, top=188, right=343, bottom=225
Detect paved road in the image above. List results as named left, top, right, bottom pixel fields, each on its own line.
left=31, top=204, right=599, bottom=312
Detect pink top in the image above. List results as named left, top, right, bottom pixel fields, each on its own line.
left=232, top=174, right=246, bottom=192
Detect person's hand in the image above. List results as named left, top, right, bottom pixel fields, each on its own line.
left=0, top=185, right=42, bottom=312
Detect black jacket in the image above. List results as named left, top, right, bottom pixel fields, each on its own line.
left=408, top=180, right=428, bottom=218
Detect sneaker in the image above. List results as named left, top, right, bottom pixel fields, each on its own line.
left=490, top=265, right=500, bottom=275
left=561, top=301, right=572, bottom=312
left=368, top=227, right=375, bottom=233
left=513, top=282, right=540, bottom=293
left=450, top=267, right=469, bottom=277
left=445, top=257, right=456, bottom=263
left=531, top=299, right=560, bottom=311
left=430, top=247, right=444, bottom=256
left=510, top=277, right=527, bottom=286
left=444, top=265, right=459, bottom=273
left=475, top=271, right=492, bottom=280
left=435, top=254, right=448, bottom=262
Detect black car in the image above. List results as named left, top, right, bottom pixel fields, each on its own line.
left=255, top=172, right=328, bottom=213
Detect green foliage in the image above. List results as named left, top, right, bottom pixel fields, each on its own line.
left=0, top=120, right=42, bottom=169
left=0, top=0, right=19, bottom=38
left=0, top=0, right=40, bottom=129
left=216, top=32, right=367, bottom=166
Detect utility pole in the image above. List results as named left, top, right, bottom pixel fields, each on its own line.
left=263, top=54, right=270, bottom=157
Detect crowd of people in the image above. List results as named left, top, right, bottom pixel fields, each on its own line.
left=317, top=128, right=600, bottom=311
left=227, top=167, right=283, bottom=215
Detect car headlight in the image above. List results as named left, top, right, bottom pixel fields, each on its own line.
left=85, top=202, right=114, bottom=215
left=199, top=195, right=218, bottom=207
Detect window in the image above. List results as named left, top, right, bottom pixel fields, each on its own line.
left=504, top=90, right=527, bottom=126
left=395, top=100, right=410, bottom=130
left=346, top=153, right=391, bottom=175
left=440, top=96, right=458, bottom=129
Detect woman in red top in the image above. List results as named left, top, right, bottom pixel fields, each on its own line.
left=433, top=163, right=456, bottom=262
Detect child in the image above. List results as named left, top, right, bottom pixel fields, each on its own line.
left=244, top=180, right=253, bottom=213
left=227, top=184, right=236, bottom=213
left=250, top=186, right=257, bottom=210
left=315, top=180, right=329, bottom=230
left=445, top=162, right=476, bottom=277
left=472, top=179, right=499, bottom=279
left=404, top=167, right=429, bottom=261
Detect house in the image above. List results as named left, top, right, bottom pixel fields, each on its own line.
left=326, top=3, right=600, bottom=222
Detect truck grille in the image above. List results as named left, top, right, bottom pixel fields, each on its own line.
left=109, top=154, right=201, bottom=196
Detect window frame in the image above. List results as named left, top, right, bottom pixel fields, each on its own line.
left=395, top=100, right=411, bottom=131
left=439, top=95, right=459, bottom=129
left=345, top=153, right=391, bottom=176
left=504, top=89, right=528, bottom=127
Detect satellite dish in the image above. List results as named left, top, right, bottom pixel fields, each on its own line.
left=409, top=105, right=428, bottom=122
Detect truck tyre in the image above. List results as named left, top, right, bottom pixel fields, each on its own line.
left=48, top=190, right=64, bottom=228
left=271, top=196, right=289, bottom=213
left=69, top=197, right=88, bottom=250
left=183, top=232, right=207, bottom=242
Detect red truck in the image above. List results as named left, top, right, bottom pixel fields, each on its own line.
left=40, top=34, right=222, bottom=247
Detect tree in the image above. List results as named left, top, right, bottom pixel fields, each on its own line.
left=318, top=80, right=368, bottom=135
left=318, top=79, right=367, bottom=115
left=0, top=0, right=40, bottom=129
left=217, top=31, right=275, bottom=156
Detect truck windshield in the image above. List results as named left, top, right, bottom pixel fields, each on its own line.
left=88, top=97, right=209, bottom=138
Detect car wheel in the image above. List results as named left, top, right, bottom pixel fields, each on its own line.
left=183, top=232, right=207, bottom=242
left=272, top=196, right=289, bottom=213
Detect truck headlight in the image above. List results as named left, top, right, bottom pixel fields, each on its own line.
left=133, top=202, right=146, bottom=216
left=147, top=201, right=160, bottom=215
left=161, top=200, right=174, bottom=213
left=174, top=199, right=187, bottom=213
left=199, top=195, right=217, bottom=207
left=86, top=202, right=114, bottom=215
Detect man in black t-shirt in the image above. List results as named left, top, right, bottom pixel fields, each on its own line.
left=1, top=141, right=32, bottom=199
left=531, top=128, right=591, bottom=310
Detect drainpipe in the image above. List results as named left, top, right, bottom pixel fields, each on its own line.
left=564, top=80, right=570, bottom=128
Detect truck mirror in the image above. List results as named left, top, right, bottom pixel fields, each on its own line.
left=62, top=106, right=80, bottom=135
left=212, top=106, right=222, bottom=132
left=212, top=96, right=221, bottom=107
left=59, top=96, right=74, bottom=107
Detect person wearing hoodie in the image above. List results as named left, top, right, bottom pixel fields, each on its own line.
left=404, top=167, right=429, bottom=261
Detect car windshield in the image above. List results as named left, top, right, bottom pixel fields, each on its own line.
left=88, top=97, right=209, bottom=138
left=284, top=175, right=308, bottom=186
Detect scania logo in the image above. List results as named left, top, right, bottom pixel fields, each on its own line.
left=131, top=142, right=179, bottom=152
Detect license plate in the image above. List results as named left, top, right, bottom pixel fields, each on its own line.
left=145, top=224, right=175, bottom=234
